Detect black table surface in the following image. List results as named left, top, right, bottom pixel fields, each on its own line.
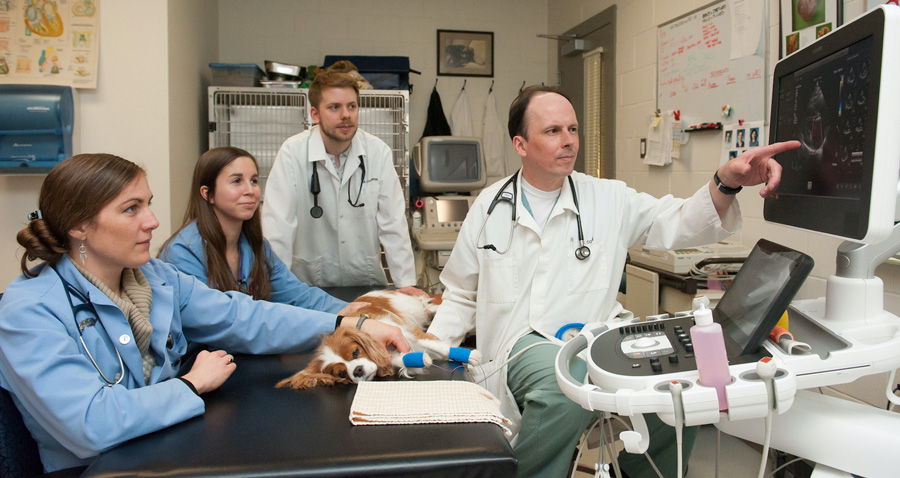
left=81, top=354, right=516, bottom=477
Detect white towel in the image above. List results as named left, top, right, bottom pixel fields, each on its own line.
left=349, top=380, right=512, bottom=436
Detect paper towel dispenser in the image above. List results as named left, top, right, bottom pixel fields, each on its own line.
left=0, top=85, right=74, bottom=173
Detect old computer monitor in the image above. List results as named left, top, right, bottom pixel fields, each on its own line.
left=412, top=136, right=486, bottom=193
left=765, top=5, right=900, bottom=244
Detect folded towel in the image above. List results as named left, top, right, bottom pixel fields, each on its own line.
left=349, top=380, right=512, bottom=436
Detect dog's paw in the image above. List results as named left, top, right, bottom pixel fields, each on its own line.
left=468, top=349, right=483, bottom=366
left=401, top=352, right=433, bottom=369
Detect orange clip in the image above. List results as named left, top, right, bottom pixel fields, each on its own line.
left=769, top=325, right=792, bottom=343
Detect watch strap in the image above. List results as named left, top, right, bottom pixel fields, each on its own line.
left=714, top=171, right=742, bottom=195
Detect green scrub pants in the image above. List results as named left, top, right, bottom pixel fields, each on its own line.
left=508, top=333, right=697, bottom=478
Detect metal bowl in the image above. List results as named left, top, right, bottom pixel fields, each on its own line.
left=265, top=60, right=303, bottom=80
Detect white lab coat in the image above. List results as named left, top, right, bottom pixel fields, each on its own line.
left=482, top=89, right=508, bottom=181
left=450, top=88, right=473, bottom=137
left=262, top=126, right=416, bottom=288
left=427, top=171, right=741, bottom=436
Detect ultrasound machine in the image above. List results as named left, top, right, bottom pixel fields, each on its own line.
left=556, top=6, right=900, bottom=477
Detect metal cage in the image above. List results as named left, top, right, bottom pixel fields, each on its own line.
left=208, top=87, right=410, bottom=285
left=208, top=87, right=409, bottom=201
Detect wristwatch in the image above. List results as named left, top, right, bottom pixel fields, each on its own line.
left=714, top=171, right=742, bottom=195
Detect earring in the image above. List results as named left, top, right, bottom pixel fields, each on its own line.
left=79, top=242, right=86, bottom=265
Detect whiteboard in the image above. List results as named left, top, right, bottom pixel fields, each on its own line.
left=657, top=0, right=765, bottom=126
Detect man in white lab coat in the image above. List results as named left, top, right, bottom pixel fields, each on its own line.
left=427, top=85, right=799, bottom=478
left=263, top=70, right=420, bottom=292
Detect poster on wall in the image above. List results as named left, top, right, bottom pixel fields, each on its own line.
left=0, top=0, right=100, bottom=88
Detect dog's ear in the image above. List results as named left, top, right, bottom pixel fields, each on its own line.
left=350, top=328, right=394, bottom=376
left=276, top=370, right=340, bottom=389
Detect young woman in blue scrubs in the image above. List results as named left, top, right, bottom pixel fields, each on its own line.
left=159, top=147, right=344, bottom=312
left=0, top=154, right=408, bottom=473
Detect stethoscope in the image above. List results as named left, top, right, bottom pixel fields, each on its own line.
left=309, top=155, right=366, bottom=218
left=51, top=266, right=125, bottom=386
left=475, top=171, right=591, bottom=261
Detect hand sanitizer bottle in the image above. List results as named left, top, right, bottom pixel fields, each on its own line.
left=690, top=304, right=730, bottom=410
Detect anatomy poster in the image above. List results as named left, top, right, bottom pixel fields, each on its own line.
left=0, top=0, right=100, bottom=88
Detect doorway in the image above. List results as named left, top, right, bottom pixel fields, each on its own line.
left=556, top=6, right=616, bottom=179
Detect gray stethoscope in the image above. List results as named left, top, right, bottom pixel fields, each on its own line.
left=475, top=171, right=591, bottom=260
left=309, top=155, right=366, bottom=218
left=51, top=266, right=125, bottom=386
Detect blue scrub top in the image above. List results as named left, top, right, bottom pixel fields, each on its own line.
left=159, top=221, right=347, bottom=313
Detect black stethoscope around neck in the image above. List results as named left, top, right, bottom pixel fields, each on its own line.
left=475, top=171, right=591, bottom=260
left=309, top=155, right=366, bottom=218
left=51, top=265, right=125, bottom=387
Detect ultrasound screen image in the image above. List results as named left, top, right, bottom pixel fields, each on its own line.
left=773, top=36, right=873, bottom=200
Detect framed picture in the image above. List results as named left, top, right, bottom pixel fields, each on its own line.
left=780, top=0, right=842, bottom=58
left=437, top=29, right=494, bottom=77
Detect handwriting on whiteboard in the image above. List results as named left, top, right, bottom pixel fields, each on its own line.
left=657, top=0, right=765, bottom=124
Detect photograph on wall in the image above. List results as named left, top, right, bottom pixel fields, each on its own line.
left=0, top=0, right=100, bottom=88
left=780, top=0, right=841, bottom=58
left=721, top=121, right=765, bottom=166
left=437, top=29, right=493, bottom=77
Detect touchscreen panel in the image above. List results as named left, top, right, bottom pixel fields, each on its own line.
left=713, top=239, right=814, bottom=356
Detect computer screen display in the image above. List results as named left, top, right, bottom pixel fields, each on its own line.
left=413, top=136, right=486, bottom=193
left=714, top=239, right=813, bottom=356
left=765, top=6, right=899, bottom=243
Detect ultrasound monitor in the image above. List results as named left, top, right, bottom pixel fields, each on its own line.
left=413, top=136, right=487, bottom=193
left=765, top=5, right=900, bottom=244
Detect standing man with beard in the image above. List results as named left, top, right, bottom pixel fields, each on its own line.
left=263, top=69, right=422, bottom=294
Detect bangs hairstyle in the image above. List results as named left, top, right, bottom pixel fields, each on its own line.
left=309, top=69, right=360, bottom=109
left=17, top=154, right=145, bottom=276
left=160, top=147, right=272, bottom=300
left=507, top=85, right=573, bottom=140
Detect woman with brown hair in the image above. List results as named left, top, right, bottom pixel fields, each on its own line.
left=0, top=154, right=407, bottom=473
left=159, top=147, right=344, bottom=312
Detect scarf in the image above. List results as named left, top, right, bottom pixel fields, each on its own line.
left=72, top=261, right=156, bottom=384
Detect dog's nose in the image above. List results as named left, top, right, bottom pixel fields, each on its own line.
left=353, top=365, right=366, bottom=378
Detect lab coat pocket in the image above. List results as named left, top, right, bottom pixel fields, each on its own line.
left=483, top=256, right=518, bottom=303
left=566, top=243, right=608, bottom=295
left=165, top=330, right=187, bottom=367
left=350, top=177, right=380, bottom=219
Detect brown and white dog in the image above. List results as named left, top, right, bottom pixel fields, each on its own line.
left=276, top=290, right=481, bottom=389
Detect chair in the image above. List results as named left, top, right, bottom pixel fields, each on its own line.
left=0, top=383, right=43, bottom=478
left=0, top=293, right=84, bottom=478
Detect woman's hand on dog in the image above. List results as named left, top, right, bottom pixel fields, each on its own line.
left=338, top=316, right=411, bottom=354
left=180, top=349, right=236, bottom=394
left=362, top=320, right=411, bottom=353
left=395, top=286, right=429, bottom=297
left=337, top=301, right=371, bottom=317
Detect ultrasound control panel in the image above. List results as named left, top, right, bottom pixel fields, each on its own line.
left=591, top=314, right=762, bottom=377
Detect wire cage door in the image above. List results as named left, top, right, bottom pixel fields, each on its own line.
left=208, top=87, right=410, bottom=284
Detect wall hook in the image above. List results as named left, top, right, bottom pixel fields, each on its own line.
left=489, top=80, right=494, bottom=93
left=461, top=79, right=466, bottom=91
left=434, top=78, right=438, bottom=88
